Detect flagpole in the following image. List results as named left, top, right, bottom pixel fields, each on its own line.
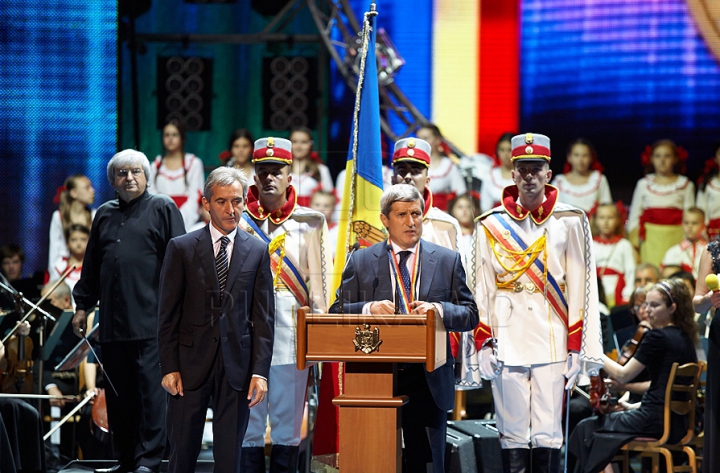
left=342, top=3, right=379, bottom=253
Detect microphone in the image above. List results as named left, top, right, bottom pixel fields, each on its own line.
left=338, top=242, right=361, bottom=315
left=706, top=273, right=719, bottom=291
left=387, top=243, right=400, bottom=314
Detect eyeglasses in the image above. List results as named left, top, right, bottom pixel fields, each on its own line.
left=116, top=168, right=144, bottom=178
left=630, top=302, right=649, bottom=314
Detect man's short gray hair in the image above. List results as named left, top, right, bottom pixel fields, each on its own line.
left=43, top=281, right=71, bottom=300
left=204, top=167, right=249, bottom=200
left=380, top=184, right=424, bottom=216
left=106, top=149, right=151, bottom=186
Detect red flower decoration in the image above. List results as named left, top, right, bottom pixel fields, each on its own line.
left=52, top=185, right=67, bottom=205
left=698, top=157, right=720, bottom=186
left=615, top=200, right=628, bottom=226
left=702, top=156, right=719, bottom=174
left=310, top=151, right=322, bottom=163
left=218, top=150, right=232, bottom=163
left=439, top=141, right=452, bottom=157
left=677, top=146, right=689, bottom=162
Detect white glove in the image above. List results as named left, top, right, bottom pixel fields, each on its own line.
left=478, top=346, right=501, bottom=380
left=563, top=353, right=581, bottom=390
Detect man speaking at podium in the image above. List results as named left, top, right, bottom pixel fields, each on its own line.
left=329, top=184, right=478, bottom=473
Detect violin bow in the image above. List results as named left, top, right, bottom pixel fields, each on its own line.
left=0, top=265, right=76, bottom=344
left=43, top=390, right=96, bottom=441
left=77, top=327, right=119, bottom=398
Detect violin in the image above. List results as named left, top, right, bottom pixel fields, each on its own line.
left=0, top=330, right=34, bottom=394
left=616, top=322, right=650, bottom=366
left=589, top=323, right=650, bottom=414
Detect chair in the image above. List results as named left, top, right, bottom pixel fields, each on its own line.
left=615, top=361, right=705, bottom=473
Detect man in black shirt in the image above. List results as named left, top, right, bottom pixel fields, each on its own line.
left=73, top=149, right=185, bottom=473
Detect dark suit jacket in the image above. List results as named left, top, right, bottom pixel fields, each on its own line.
left=328, top=239, right=478, bottom=410
left=158, top=225, right=275, bottom=391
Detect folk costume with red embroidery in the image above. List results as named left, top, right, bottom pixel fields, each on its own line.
left=148, top=153, right=205, bottom=231
left=696, top=154, right=720, bottom=241
left=240, top=137, right=332, bottom=470
left=471, top=133, right=603, bottom=472
left=628, top=144, right=695, bottom=266
left=593, top=234, right=636, bottom=307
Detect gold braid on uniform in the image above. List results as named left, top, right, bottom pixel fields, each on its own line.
left=483, top=226, right=548, bottom=294
left=268, top=231, right=288, bottom=289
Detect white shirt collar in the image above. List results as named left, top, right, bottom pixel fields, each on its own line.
left=389, top=239, right=419, bottom=255
left=208, top=221, right=237, bottom=244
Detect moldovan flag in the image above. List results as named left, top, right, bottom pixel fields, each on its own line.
left=330, top=10, right=386, bottom=304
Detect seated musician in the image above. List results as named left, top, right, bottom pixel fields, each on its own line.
left=604, top=284, right=653, bottom=405
left=568, top=279, right=699, bottom=473
left=41, top=281, right=106, bottom=462
left=0, top=321, right=45, bottom=473
left=1, top=244, right=42, bottom=301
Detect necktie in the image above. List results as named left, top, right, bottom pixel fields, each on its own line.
left=216, top=236, right=230, bottom=297
left=397, top=250, right=412, bottom=313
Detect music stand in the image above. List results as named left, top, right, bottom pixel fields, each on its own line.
left=55, top=324, right=99, bottom=371
left=42, top=308, right=71, bottom=361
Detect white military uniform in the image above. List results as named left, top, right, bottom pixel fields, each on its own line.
left=472, top=184, right=603, bottom=449
left=240, top=186, right=332, bottom=448
left=421, top=188, right=480, bottom=389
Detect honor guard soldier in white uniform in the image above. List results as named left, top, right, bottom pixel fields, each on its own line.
left=472, top=133, right=603, bottom=473
left=392, top=138, right=462, bottom=252
left=239, top=137, right=332, bottom=472
left=393, top=137, right=480, bottom=388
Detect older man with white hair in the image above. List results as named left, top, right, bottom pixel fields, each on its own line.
left=73, top=149, right=185, bottom=473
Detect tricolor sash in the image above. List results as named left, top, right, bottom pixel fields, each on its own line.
left=482, top=213, right=569, bottom=328
left=241, top=213, right=310, bottom=307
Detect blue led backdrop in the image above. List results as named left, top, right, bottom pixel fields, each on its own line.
left=0, top=1, right=117, bottom=274
left=1, top=0, right=718, bottom=277
left=520, top=0, right=720, bottom=200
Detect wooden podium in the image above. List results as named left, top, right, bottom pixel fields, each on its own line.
left=297, top=307, right=446, bottom=472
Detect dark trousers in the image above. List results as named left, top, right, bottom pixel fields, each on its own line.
left=703, top=313, right=719, bottom=473
left=102, top=339, right=166, bottom=471
left=398, top=364, right=447, bottom=473
left=0, top=398, right=45, bottom=472
left=166, top=345, right=250, bottom=473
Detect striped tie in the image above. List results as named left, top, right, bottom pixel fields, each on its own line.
left=216, top=236, right=230, bottom=297
left=397, top=251, right=412, bottom=314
